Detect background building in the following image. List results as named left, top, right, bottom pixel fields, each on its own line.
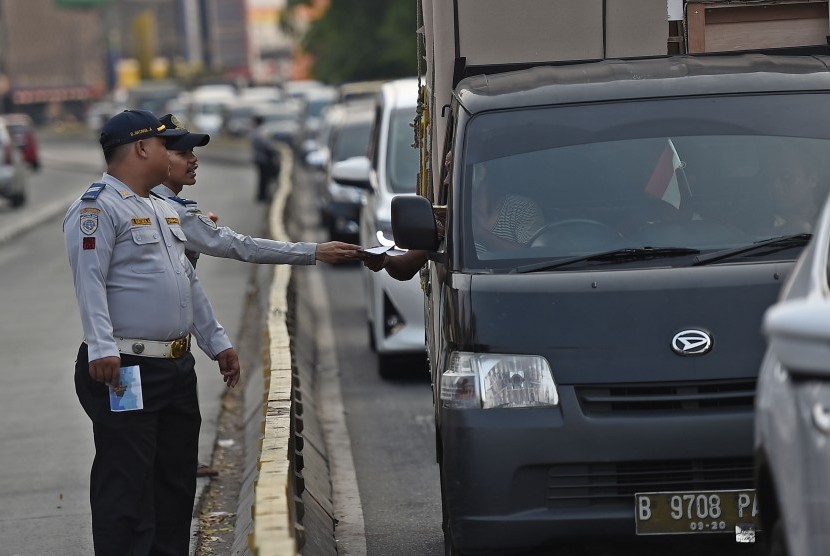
left=0, top=0, right=106, bottom=122
left=0, top=0, right=253, bottom=123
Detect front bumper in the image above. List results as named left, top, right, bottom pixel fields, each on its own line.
left=441, top=384, right=754, bottom=553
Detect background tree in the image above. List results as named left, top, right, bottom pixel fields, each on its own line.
left=284, top=0, right=417, bottom=83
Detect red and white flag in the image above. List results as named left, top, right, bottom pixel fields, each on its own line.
left=645, top=139, right=683, bottom=209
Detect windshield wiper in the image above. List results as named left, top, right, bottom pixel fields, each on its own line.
left=690, top=233, right=811, bottom=267
left=515, top=247, right=701, bottom=273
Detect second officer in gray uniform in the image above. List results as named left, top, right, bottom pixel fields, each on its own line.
left=152, top=113, right=362, bottom=268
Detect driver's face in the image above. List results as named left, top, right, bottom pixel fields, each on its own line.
left=771, top=165, right=817, bottom=213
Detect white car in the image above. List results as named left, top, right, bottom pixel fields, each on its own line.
left=756, top=177, right=830, bottom=556
left=334, top=78, right=425, bottom=376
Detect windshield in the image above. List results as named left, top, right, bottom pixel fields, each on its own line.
left=386, top=107, right=418, bottom=193
left=459, top=93, right=830, bottom=270
left=332, top=120, right=372, bottom=162
left=307, top=98, right=333, bottom=118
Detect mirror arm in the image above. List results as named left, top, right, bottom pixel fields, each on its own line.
left=426, top=250, right=446, bottom=264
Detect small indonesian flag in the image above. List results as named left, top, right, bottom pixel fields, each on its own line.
left=645, top=139, right=683, bottom=209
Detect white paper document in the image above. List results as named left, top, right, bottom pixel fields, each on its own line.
left=359, top=245, right=408, bottom=256
left=109, top=365, right=144, bottom=412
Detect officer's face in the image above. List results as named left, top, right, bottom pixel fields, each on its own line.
left=168, top=149, right=198, bottom=187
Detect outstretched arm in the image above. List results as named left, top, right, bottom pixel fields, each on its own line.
left=362, top=249, right=428, bottom=281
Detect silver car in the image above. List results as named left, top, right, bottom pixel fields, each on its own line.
left=0, top=117, right=28, bottom=208
left=756, top=186, right=830, bottom=556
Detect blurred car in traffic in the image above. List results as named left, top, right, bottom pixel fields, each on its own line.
left=298, top=85, right=338, bottom=154
left=238, top=85, right=281, bottom=104
left=188, top=84, right=237, bottom=134
left=126, top=80, right=183, bottom=115
left=335, top=78, right=426, bottom=375
left=222, top=86, right=283, bottom=137
left=0, top=117, right=28, bottom=207
left=337, top=80, right=384, bottom=105
left=311, top=102, right=374, bottom=241
left=3, top=113, right=39, bottom=170
left=85, top=99, right=123, bottom=132
left=256, top=100, right=303, bottom=149
left=756, top=195, right=830, bottom=556
left=223, top=100, right=268, bottom=137
left=283, top=79, right=324, bottom=102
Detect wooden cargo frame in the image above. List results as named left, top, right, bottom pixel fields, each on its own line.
left=687, top=1, right=830, bottom=53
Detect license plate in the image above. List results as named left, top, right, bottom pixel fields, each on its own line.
left=635, top=489, right=760, bottom=538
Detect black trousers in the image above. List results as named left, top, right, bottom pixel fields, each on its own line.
left=75, top=343, right=201, bottom=556
left=256, top=159, right=280, bottom=201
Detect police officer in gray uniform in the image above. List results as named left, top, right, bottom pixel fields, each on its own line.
left=152, top=113, right=362, bottom=268
left=63, top=109, right=241, bottom=555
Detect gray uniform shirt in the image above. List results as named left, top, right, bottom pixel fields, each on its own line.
left=151, top=184, right=316, bottom=265
left=64, top=174, right=232, bottom=362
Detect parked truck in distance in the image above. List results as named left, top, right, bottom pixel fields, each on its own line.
left=391, top=1, right=830, bottom=554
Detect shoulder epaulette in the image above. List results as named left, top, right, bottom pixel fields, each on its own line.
left=167, top=196, right=197, bottom=206
left=80, top=182, right=106, bottom=201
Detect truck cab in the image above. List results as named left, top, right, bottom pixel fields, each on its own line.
left=396, top=1, right=830, bottom=553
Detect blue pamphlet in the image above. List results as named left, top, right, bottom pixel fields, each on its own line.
left=109, top=365, right=144, bottom=412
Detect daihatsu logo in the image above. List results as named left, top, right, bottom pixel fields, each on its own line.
left=671, top=329, right=712, bottom=356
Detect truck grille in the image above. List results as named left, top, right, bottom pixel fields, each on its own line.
left=546, top=458, right=754, bottom=509
left=576, top=379, right=756, bottom=416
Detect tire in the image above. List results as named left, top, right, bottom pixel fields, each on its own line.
left=9, top=191, right=25, bottom=208
left=444, top=530, right=463, bottom=556
left=768, top=519, right=788, bottom=556
left=441, top=462, right=464, bottom=556
left=377, top=352, right=396, bottom=379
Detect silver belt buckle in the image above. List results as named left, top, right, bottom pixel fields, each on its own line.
left=132, top=342, right=145, bottom=355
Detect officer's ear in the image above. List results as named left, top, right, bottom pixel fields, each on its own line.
left=133, top=139, right=149, bottom=160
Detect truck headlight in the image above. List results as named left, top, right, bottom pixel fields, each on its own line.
left=440, top=352, right=558, bottom=409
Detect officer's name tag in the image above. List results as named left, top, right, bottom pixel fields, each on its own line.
left=109, top=365, right=144, bottom=412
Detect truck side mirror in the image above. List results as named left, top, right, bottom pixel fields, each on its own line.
left=331, top=156, right=371, bottom=190
left=391, top=195, right=439, bottom=251
left=763, top=299, right=830, bottom=378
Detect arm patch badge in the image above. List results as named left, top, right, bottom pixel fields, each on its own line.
left=80, top=207, right=100, bottom=235
left=197, top=214, right=218, bottom=229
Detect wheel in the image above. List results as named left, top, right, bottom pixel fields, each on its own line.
left=440, top=462, right=464, bottom=556
left=444, top=529, right=463, bottom=556
left=9, top=191, right=26, bottom=208
left=768, top=518, right=788, bottom=556
left=327, top=221, right=339, bottom=242
left=377, top=352, right=396, bottom=379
